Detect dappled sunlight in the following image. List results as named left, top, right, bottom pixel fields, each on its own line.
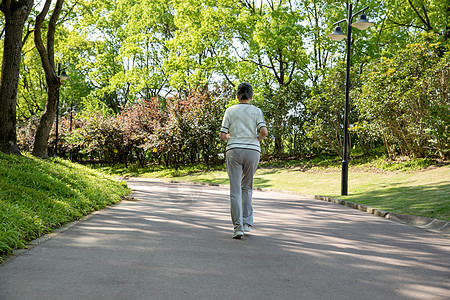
left=399, top=284, right=450, bottom=300
left=2, top=179, right=448, bottom=300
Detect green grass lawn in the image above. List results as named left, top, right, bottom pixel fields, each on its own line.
left=167, top=165, right=449, bottom=221
left=101, top=160, right=449, bottom=222
left=0, top=153, right=130, bottom=261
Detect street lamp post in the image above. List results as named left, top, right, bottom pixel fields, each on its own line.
left=328, top=4, right=374, bottom=196
left=55, top=63, right=69, bottom=156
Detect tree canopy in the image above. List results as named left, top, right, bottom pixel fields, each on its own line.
left=1, top=0, right=449, bottom=162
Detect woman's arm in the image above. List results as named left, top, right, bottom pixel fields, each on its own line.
left=257, top=127, right=268, bottom=142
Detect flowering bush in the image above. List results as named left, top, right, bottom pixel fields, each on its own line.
left=19, top=89, right=229, bottom=167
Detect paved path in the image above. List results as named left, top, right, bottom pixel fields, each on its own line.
left=1, top=178, right=449, bottom=300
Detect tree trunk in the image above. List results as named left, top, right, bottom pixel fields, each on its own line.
left=32, top=85, right=60, bottom=157
left=0, top=0, right=34, bottom=155
left=274, top=134, right=283, bottom=155
left=31, top=0, right=65, bottom=158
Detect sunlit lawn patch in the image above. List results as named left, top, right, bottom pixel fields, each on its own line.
left=0, top=153, right=130, bottom=261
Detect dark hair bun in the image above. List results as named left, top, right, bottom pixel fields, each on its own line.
left=237, top=82, right=253, bottom=100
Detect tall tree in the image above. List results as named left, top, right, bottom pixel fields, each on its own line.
left=32, top=0, right=65, bottom=158
left=118, top=0, right=175, bottom=100
left=168, top=0, right=308, bottom=154
left=0, top=0, right=34, bottom=154
left=71, top=0, right=175, bottom=114
left=235, top=0, right=308, bottom=154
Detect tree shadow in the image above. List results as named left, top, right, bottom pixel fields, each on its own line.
left=1, top=179, right=449, bottom=299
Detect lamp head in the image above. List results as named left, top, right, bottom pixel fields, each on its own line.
left=351, top=13, right=374, bottom=30
left=58, top=69, right=69, bottom=81
left=328, top=26, right=346, bottom=41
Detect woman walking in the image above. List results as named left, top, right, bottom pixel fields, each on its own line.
left=219, top=82, right=268, bottom=239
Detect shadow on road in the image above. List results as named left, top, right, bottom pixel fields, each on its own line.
left=0, top=179, right=449, bottom=300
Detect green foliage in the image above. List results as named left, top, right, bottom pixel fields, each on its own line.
left=17, top=43, right=47, bottom=121
left=356, top=34, right=450, bottom=159
left=382, top=0, right=450, bottom=48
left=304, top=63, right=348, bottom=157
left=72, top=0, right=175, bottom=112
left=0, top=152, right=130, bottom=260
left=161, top=90, right=227, bottom=167
left=262, top=81, right=309, bottom=156
left=367, top=157, right=435, bottom=172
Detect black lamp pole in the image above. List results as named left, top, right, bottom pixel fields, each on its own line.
left=328, top=4, right=373, bottom=195
left=341, top=4, right=354, bottom=196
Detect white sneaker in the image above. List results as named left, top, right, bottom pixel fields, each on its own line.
left=244, top=224, right=252, bottom=232
left=232, top=229, right=244, bottom=239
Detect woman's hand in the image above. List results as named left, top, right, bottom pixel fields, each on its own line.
left=219, top=132, right=230, bottom=141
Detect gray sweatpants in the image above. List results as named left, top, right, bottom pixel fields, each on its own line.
left=226, top=148, right=260, bottom=231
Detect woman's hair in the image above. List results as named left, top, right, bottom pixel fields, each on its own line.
left=236, top=82, right=253, bottom=100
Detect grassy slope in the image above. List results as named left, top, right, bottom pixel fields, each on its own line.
left=0, top=153, right=130, bottom=260
left=154, top=164, right=450, bottom=222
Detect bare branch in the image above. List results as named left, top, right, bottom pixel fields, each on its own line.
left=267, top=50, right=281, bottom=83
left=407, top=0, right=433, bottom=31
left=286, top=60, right=296, bottom=86
left=388, top=18, right=428, bottom=32
left=421, top=5, right=433, bottom=31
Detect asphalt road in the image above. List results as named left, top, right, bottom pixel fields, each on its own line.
left=0, top=178, right=449, bottom=300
